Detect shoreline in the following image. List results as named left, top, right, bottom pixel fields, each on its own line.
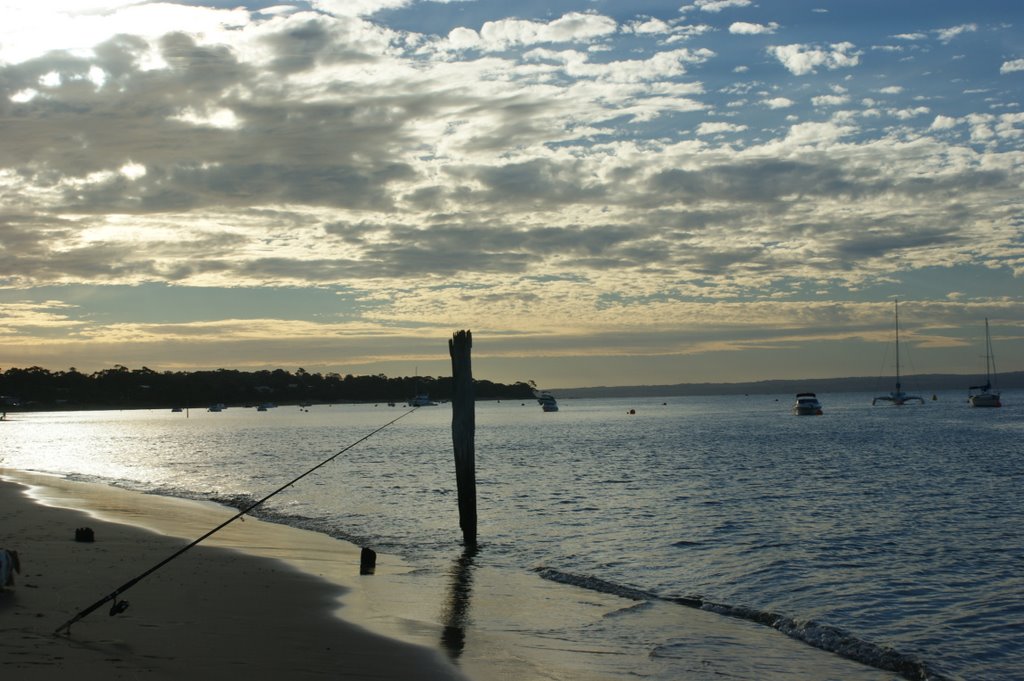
left=0, top=469, right=468, bottom=680
left=0, top=468, right=908, bottom=681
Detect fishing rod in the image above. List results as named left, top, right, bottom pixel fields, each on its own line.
left=54, top=407, right=418, bottom=636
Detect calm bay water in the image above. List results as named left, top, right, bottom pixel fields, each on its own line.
left=3, top=392, right=1022, bottom=680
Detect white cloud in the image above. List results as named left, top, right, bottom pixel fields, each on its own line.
left=891, top=106, right=930, bottom=120
left=995, top=112, right=1024, bottom=139
left=696, top=121, right=748, bottom=135
left=171, top=107, right=242, bottom=130
left=258, top=5, right=301, bottom=17
left=627, top=18, right=672, bottom=35
left=624, top=19, right=713, bottom=44
left=878, top=86, right=903, bottom=94
left=478, top=12, right=617, bottom=50
left=683, top=0, right=753, bottom=12
left=935, top=24, right=977, bottom=43
left=1000, top=59, right=1024, bottom=74
left=959, top=113, right=1024, bottom=145
left=768, top=42, right=861, bottom=76
left=0, top=1, right=252, bottom=63
left=10, top=88, right=38, bottom=102
left=812, top=94, right=850, bottom=107
left=670, top=24, right=715, bottom=39
left=892, top=33, right=926, bottom=41
left=446, top=26, right=481, bottom=50
left=312, top=0, right=411, bottom=17
left=966, top=113, right=995, bottom=143
left=729, top=22, right=779, bottom=35
left=525, top=46, right=714, bottom=84
left=930, top=115, right=959, bottom=130
left=783, top=121, right=854, bottom=145
left=120, top=162, right=147, bottom=180
left=763, top=97, right=795, bottom=109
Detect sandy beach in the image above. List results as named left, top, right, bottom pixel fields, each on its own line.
left=0, top=466, right=909, bottom=681
left=0, top=472, right=468, bottom=680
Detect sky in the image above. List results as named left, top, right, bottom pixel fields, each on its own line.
left=0, top=0, right=1022, bottom=389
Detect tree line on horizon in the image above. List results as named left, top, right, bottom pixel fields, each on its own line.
left=0, top=365, right=538, bottom=410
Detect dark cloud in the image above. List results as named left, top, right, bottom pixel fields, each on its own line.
left=258, top=15, right=382, bottom=73
left=260, top=16, right=336, bottom=74
left=449, top=158, right=608, bottom=207
left=649, top=159, right=857, bottom=204
left=821, top=225, right=966, bottom=262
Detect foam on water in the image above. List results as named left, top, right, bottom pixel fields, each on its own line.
left=536, top=567, right=947, bottom=681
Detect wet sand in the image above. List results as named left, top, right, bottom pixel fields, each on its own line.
left=0, top=472, right=466, bottom=680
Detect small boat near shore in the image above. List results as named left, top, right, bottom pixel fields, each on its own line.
left=537, top=392, right=559, bottom=412
left=793, top=393, right=823, bottom=415
left=968, top=318, right=1001, bottom=408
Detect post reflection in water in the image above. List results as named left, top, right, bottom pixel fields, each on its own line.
left=440, top=545, right=478, bottom=659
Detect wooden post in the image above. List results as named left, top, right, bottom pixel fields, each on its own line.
left=449, top=330, right=477, bottom=548
left=359, top=547, right=377, bottom=575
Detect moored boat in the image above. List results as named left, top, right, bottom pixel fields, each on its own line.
left=407, top=393, right=437, bottom=407
left=793, top=392, right=823, bottom=415
left=537, top=392, right=559, bottom=412
left=873, top=298, right=925, bottom=406
left=968, top=318, right=1001, bottom=408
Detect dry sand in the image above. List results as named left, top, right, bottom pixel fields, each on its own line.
left=0, top=474, right=468, bottom=680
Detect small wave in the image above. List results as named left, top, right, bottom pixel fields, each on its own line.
left=536, top=568, right=949, bottom=681
left=535, top=567, right=655, bottom=602
left=209, top=492, right=258, bottom=511
left=701, top=601, right=949, bottom=680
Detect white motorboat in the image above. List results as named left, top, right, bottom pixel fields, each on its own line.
left=537, top=392, right=559, bottom=412
left=793, top=392, right=823, bottom=415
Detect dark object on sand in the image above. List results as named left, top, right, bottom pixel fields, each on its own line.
left=75, top=527, right=95, bottom=542
left=0, top=548, right=20, bottom=588
left=360, top=547, right=377, bottom=575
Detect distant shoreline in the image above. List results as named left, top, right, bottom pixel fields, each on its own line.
left=550, top=371, right=1024, bottom=399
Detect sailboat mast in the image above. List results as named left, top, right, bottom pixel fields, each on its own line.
left=894, top=298, right=901, bottom=392
left=984, top=318, right=996, bottom=387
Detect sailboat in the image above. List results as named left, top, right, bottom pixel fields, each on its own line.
left=873, top=298, right=925, bottom=406
left=968, top=318, right=1001, bottom=408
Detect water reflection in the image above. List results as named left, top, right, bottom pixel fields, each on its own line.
left=440, top=545, right=477, bottom=660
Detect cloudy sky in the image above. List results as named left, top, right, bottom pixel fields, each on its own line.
left=1, top=0, right=1022, bottom=388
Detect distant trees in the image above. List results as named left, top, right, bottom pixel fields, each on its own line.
left=0, top=366, right=536, bottom=411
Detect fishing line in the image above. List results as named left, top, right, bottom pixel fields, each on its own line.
left=54, top=406, right=419, bottom=636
